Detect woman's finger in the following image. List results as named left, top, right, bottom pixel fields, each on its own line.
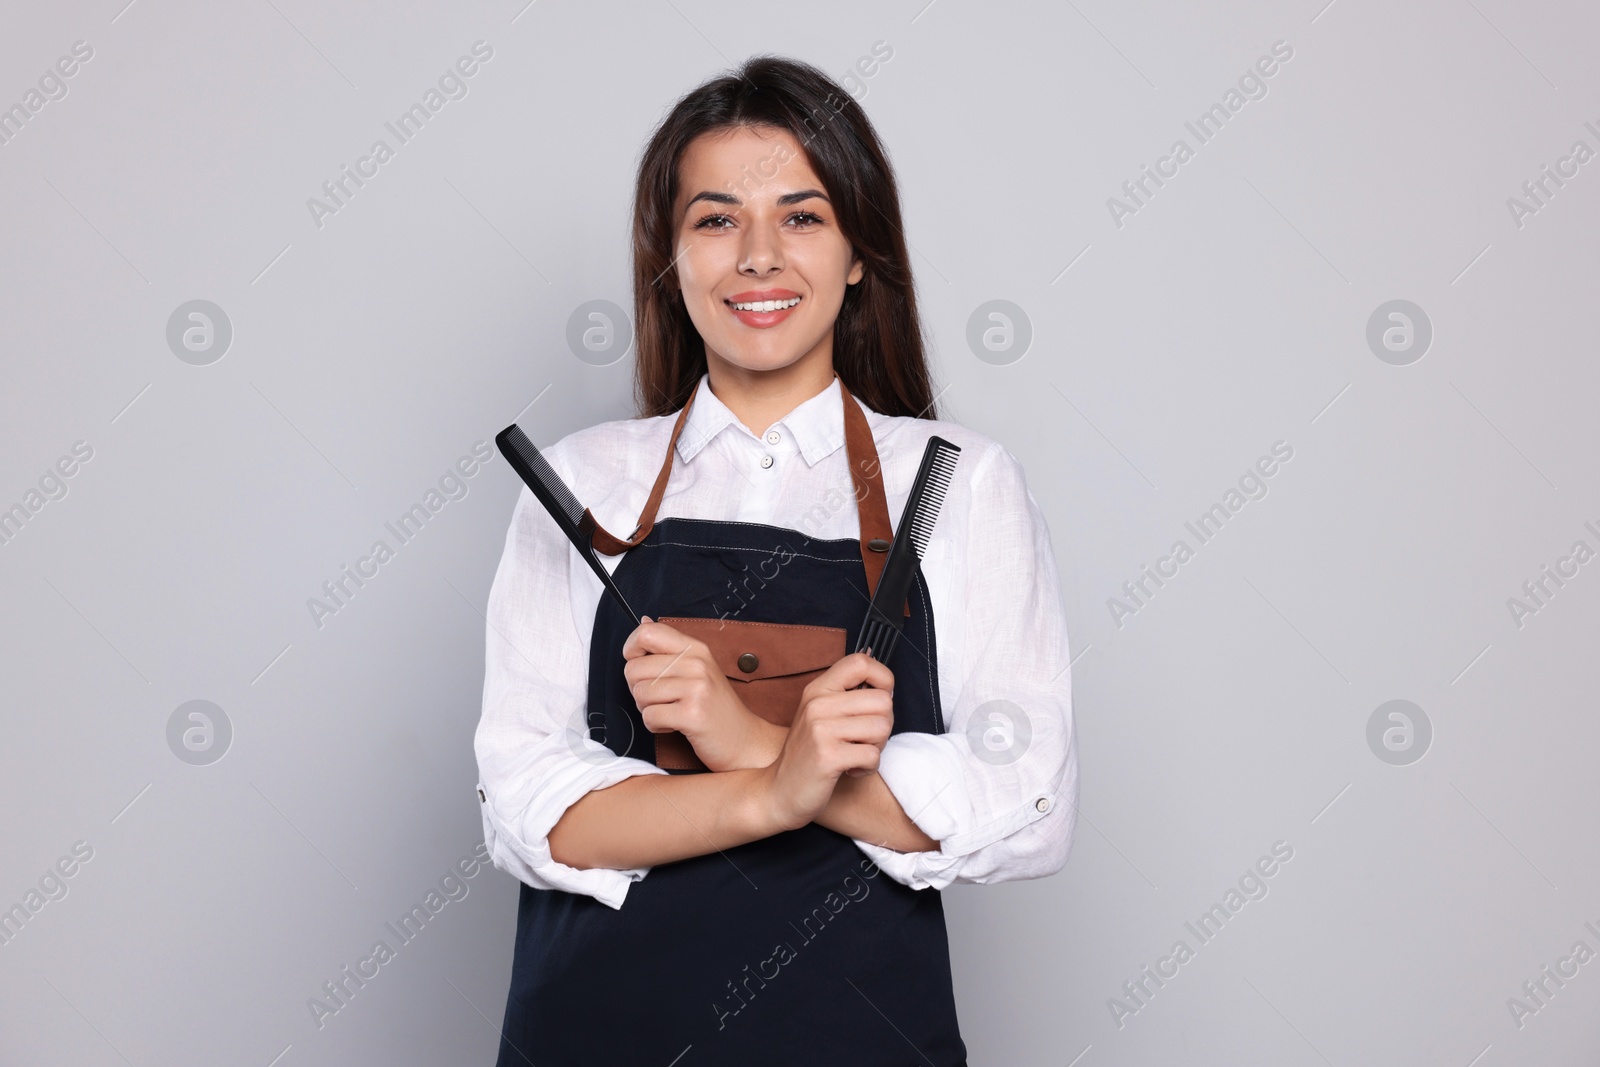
left=623, top=649, right=712, bottom=691
left=627, top=672, right=701, bottom=709
left=637, top=700, right=686, bottom=735
left=853, top=652, right=895, bottom=691
left=802, top=689, right=894, bottom=723
left=812, top=651, right=894, bottom=694
left=621, top=619, right=691, bottom=660
left=820, top=713, right=893, bottom=746
left=832, top=740, right=884, bottom=776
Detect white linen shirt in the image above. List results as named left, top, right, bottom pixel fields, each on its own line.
left=474, top=373, right=1078, bottom=909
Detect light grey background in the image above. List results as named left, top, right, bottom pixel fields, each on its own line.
left=2, top=0, right=1597, bottom=1064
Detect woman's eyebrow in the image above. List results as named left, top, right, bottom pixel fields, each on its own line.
left=686, top=191, right=739, bottom=208
left=776, top=189, right=830, bottom=206
left=684, top=188, right=832, bottom=209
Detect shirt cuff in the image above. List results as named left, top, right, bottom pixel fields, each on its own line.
left=479, top=738, right=669, bottom=910
left=852, top=838, right=966, bottom=891
left=859, top=730, right=1063, bottom=890
left=876, top=731, right=974, bottom=842
left=845, top=732, right=967, bottom=890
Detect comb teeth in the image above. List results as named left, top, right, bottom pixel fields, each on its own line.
left=502, top=425, right=585, bottom=527
left=907, top=443, right=959, bottom=557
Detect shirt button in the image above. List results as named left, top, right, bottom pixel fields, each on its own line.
left=766, top=430, right=781, bottom=444
left=1035, top=796, right=1051, bottom=814
left=759, top=454, right=774, bottom=469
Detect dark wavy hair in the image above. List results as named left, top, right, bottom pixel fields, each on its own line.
left=629, top=55, right=937, bottom=420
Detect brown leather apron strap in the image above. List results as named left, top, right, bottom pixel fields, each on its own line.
left=588, top=372, right=907, bottom=616
left=836, top=374, right=905, bottom=616
left=586, top=388, right=699, bottom=556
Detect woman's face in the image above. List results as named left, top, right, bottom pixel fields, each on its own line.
left=671, top=125, right=864, bottom=377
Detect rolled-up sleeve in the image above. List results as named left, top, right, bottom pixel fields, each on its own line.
left=473, top=450, right=667, bottom=910
left=855, top=441, right=1079, bottom=890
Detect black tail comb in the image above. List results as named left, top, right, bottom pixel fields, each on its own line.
left=495, top=424, right=639, bottom=624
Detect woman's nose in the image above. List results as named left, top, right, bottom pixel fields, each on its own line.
left=738, top=222, right=784, bottom=275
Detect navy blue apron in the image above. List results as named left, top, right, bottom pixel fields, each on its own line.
left=495, top=375, right=967, bottom=1065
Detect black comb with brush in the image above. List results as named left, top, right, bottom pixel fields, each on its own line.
left=854, top=435, right=961, bottom=667
left=495, top=424, right=640, bottom=624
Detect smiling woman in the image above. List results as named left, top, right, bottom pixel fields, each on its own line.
left=475, top=54, right=1077, bottom=1067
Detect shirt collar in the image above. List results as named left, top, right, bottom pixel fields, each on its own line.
left=675, top=372, right=850, bottom=467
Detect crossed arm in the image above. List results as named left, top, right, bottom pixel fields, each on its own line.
left=546, top=618, right=939, bottom=872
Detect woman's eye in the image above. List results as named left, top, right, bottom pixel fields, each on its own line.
left=691, top=210, right=823, bottom=231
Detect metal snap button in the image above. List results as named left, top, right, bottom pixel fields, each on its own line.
left=737, top=652, right=760, bottom=673
left=759, top=454, right=774, bottom=469
left=1035, top=796, right=1051, bottom=814
left=867, top=538, right=891, bottom=552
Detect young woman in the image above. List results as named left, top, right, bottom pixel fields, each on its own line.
left=474, top=56, right=1078, bottom=1065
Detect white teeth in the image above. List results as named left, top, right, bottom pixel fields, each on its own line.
left=731, top=297, right=800, bottom=312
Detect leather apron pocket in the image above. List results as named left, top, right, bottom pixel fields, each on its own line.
left=652, top=616, right=845, bottom=771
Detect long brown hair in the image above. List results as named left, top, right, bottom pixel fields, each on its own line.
left=630, top=55, right=937, bottom=420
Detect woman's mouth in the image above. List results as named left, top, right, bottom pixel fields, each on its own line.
left=725, top=292, right=801, bottom=329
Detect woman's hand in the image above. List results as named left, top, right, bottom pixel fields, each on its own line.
left=621, top=617, right=786, bottom=771
left=757, top=652, right=895, bottom=832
